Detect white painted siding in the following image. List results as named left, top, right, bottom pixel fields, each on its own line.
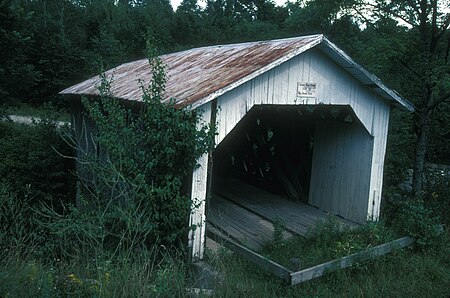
left=192, top=47, right=392, bottom=256
left=309, top=121, right=374, bottom=223
left=367, top=100, right=390, bottom=220
left=188, top=102, right=212, bottom=261
left=214, top=48, right=388, bottom=146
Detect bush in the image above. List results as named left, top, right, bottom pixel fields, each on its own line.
left=390, top=198, right=445, bottom=251
left=384, top=164, right=448, bottom=252
left=425, top=164, right=450, bottom=226
left=0, top=114, right=75, bottom=255
left=0, top=118, right=75, bottom=206
left=55, top=48, right=214, bottom=256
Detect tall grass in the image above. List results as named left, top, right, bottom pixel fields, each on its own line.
left=1, top=110, right=448, bottom=297
left=0, top=246, right=191, bottom=297
left=1, top=202, right=449, bottom=297
left=206, top=224, right=450, bottom=297
left=261, top=217, right=397, bottom=269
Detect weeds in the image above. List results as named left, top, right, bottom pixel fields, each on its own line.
left=272, top=216, right=286, bottom=244
left=262, top=217, right=396, bottom=270
left=206, top=219, right=449, bottom=297
left=0, top=246, right=191, bottom=297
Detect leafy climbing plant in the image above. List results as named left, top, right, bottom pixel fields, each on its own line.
left=68, top=42, right=214, bottom=252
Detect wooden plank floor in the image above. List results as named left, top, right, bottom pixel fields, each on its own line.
left=208, top=195, right=292, bottom=252
left=207, top=179, right=358, bottom=251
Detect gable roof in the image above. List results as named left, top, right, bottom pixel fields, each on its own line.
left=60, top=35, right=414, bottom=112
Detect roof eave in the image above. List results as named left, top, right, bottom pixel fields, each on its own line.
left=319, top=38, right=415, bottom=112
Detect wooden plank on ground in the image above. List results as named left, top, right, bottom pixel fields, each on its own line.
left=208, top=195, right=292, bottom=251
left=218, top=183, right=316, bottom=232
left=216, top=179, right=358, bottom=236
left=208, top=197, right=268, bottom=251
left=290, top=236, right=415, bottom=285
left=206, top=225, right=293, bottom=282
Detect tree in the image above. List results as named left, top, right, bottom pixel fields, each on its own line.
left=353, top=0, right=450, bottom=197
left=0, top=0, right=41, bottom=105
left=285, top=0, right=357, bottom=35
left=172, top=0, right=205, bottom=46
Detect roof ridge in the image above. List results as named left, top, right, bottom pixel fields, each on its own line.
left=160, top=34, right=325, bottom=57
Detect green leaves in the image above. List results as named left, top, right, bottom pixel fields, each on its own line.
left=394, top=198, right=444, bottom=251
left=78, top=46, right=213, bottom=250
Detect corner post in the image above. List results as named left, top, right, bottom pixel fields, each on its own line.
left=188, top=100, right=216, bottom=261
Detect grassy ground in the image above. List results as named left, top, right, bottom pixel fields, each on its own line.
left=207, top=221, right=450, bottom=297
left=260, top=218, right=397, bottom=269
left=208, top=246, right=449, bottom=297
left=1, top=224, right=448, bottom=297
left=0, top=105, right=448, bottom=297
left=0, top=249, right=191, bottom=297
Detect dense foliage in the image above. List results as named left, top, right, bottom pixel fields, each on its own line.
left=0, top=0, right=449, bottom=296
left=1, top=0, right=448, bottom=191
left=0, top=119, right=75, bottom=253
left=0, top=120, right=74, bottom=203
left=59, top=51, right=214, bottom=252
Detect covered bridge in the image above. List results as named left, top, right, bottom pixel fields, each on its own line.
left=61, top=35, right=414, bottom=261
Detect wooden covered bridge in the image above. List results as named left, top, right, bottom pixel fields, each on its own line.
left=61, top=34, right=414, bottom=261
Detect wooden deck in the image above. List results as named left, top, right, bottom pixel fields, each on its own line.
left=207, top=179, right=358, bottom=252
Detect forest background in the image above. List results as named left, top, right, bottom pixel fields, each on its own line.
left=0, top=0, right=449, bottom=296
left=1, top=0, right=449, bottom=191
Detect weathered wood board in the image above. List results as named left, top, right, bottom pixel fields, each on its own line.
left=208, top=194, right=292, bottom=251
left=208, top=196, right=273, bottom=251
left=309, top=121, right=374, bottom=223
left=188, top=102, right=212, bottom=261
left=206, top=225, right=293, bottom=282
left=214, top=179, right=358, bottom=237
left=207, top=225, right=415, bottom=286
left=289, top=236, right=415, bottom=285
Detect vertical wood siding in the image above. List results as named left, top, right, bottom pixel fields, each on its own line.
left=208, top=47, right=390, bottom=226
left=188, top=102, right=212, bottom=261
left=309, top=121, right=374, bottom=223
left=215, top=49, right=389, bottom=146
left=366, top=100, right=390, bottom=220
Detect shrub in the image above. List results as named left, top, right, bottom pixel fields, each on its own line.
left=0, top=118, right=75, bottom=206
left=54, top=46, right=214, bottom=256
left=391, top=198, right=445, bottom=251
left=425, top=165, right=450, bottom=226
left=0, top=113, right=75, bottom=255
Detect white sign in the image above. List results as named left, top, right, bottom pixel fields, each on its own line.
left=297, top=82, right=317, bottom=97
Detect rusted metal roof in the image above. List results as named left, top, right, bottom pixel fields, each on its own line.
left=60, top=35, right=414, bottom=111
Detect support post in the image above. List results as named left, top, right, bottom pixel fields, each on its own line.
left=188, top=101, right=214, bottom=261
left=188, top=152, right=209, bottom=261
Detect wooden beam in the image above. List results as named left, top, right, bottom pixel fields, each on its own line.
left=206, top=224, right=414, bottom=286
left=290, top=236, right=415, bottom=285
left=189, top=102, right=213, bottom=261
left=206, top=226, right=293, bottom=282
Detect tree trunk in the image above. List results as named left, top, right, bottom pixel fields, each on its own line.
left=412, top=106, right=433, bottom=198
